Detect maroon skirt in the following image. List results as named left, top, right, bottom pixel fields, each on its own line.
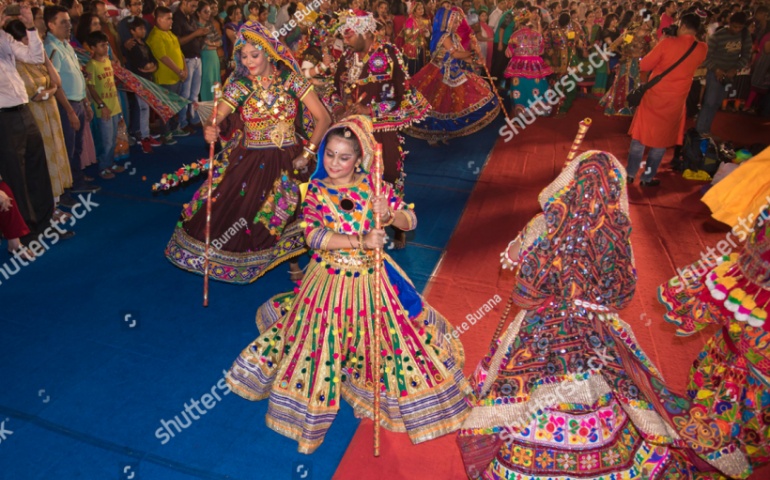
left=165, top=136, right=313, bottom=284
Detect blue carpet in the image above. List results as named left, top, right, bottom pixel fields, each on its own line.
left=0, top=117, right=502, bottom=480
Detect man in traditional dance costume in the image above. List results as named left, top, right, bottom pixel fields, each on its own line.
left=226, top=115, right=471, bottom=453
left=333, top=11, right=430, bottom=249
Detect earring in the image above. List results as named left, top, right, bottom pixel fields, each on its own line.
left=355, top=164, right=362, bottom=172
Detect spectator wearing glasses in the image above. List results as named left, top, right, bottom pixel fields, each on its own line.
left=44, top=5, right=101, bottom=194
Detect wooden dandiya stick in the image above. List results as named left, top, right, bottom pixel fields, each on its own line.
left=566, top=118, right=592, bottom=162
left=202, top=83, right=221, bottom=307
left=372, top=143, right=384, bottom=457
left=489, top=117, right=592, bottom=344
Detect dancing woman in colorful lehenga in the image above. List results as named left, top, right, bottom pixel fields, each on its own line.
left=226, top=115, right=471, bottom=453
left=600, top=20, right=654, bottom=116
left=407, top=6, right=500, bottom=146
left=164, top=21, right=331, bottom=283
left=504, top=9, right=552, bottom=116
left=401, top=1, right=431, bottom=76
left=456, top=150, right=740, bottom=479
left=658, top=154, right=770, bottom=478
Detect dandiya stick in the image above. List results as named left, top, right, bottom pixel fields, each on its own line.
left=489, top=117, right=592, bottom=344
left=203, top=83, right=221, bottom=307
left=566, top=118, right=592, bottom=162
left=372, top=143, right=384, bottom=457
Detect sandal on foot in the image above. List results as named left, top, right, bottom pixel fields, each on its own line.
left=52, top=208, right=72, bottom=224
left=8, top=244, right=35, bottom=261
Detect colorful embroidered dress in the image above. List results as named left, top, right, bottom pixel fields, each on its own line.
left=504, top=26, right=552, bottom=116
left=545, top=23, right=585, bottom=114
left=457, top=151, right=710, bottom=480
left=659, top=209, right=770, bottom=479
left=334, top=41, right=429, bottom=197
left=401, top=8, right=431, bottom=76
left=165, top=22, right=313, bottom=284
left=407, top=7, right=500, bottom=143
left=600, top=27, right=653, bottom=117
left=226, top=116, right=472, bottom=453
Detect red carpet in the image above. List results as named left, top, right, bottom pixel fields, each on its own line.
left=334, top=99, right=770, bottom=479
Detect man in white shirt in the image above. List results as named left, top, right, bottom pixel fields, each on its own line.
left=488, top=0, right=508, bottom=31
left=0, top=4, right=59, bottom=241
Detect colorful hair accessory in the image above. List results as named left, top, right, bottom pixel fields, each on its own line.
left=231, top=21, right=302, bottom=79
left=338, top=11, right=377, bottom=36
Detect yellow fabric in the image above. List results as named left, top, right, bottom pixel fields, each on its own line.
left=146, top=28, right=185, bottom=85
left=702, top=147, right=770, bottom=228
left=16, top=62, right=72, bottom=197
left=85, top=58, right=122, bottom=115
left=297, top=3, right=318, bottom=22
left=682, top=168, right=712, bottom=181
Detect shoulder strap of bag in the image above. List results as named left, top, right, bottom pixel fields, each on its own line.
left=645, top=41, right=699, bottom=89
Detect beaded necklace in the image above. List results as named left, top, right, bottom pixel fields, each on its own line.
left=249, top=69, right=293, bottom=148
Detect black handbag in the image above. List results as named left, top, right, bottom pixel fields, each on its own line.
left=627, top=41, right=698, bottom=108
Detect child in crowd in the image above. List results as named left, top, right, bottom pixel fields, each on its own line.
left=247, top=1, right=261, bottom=22
left=126, top=16, right=163, bottom=154
left=84, top=31, right=126, bottom=180
left=146, top=5, right=188, bottom=145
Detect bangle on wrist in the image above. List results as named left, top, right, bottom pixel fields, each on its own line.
left=347, top=234, right=355, bottom=250
left=305, top=142, right=318, bottom=153
left=381, top=208, right=395, bottom=227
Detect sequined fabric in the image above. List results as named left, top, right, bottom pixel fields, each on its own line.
left=458, top=151, right=715, bottom=479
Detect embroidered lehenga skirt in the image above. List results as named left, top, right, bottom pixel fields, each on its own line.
left=165, top=127, right=310, bottom=284
left=457, top=301, right=705, bottom=479
left=407, top=59, right=500, bottom=142
left=227, top=249, right=472, bottom=453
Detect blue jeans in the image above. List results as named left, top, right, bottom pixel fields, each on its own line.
left=137, top=96, right=150, bottom=139
left=178, top=57, right=202, bottom=128
left=98, top=114, right=121, bottom=170
left=696, top=70, right=727, bottom=135
left=161, top=82, right=181, bottom=133
left=627, top=138, right=666, bottom=182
